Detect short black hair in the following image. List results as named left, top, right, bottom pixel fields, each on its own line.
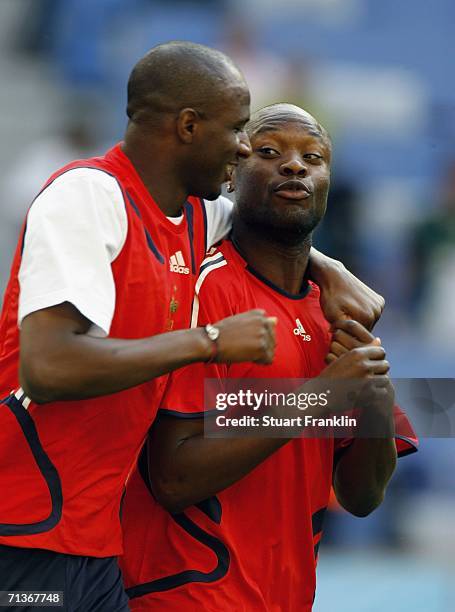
left=246, top=103, right=331, bottom=147
left=126, top=41, right=245, bottom=123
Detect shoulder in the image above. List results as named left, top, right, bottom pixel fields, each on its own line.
left=202, top=194, right=233, bottom=217
left=196, top=242, right=243, bottom=297
left=304, top=281, right=331, bottom=341
left=190, top=242, right=246, bottom=326
left=24, top=166, right=128, bottom=262
left=27, top=167, right=126, bottom=228
left=188, top=194, right=232, bottom=221
left=35, top=166, right=124, bottom=201
left=200, top=195, right=233, bottom=248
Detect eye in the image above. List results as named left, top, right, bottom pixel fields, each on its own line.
left=257, top=146, right=280, bottom=157
left=303, top=153, right=323, bottom=162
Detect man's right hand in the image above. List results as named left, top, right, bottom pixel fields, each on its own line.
left=316, top=320, right=393, bottom=418
left=212, top=309, right=276, bottom=365
left=321, top=344, right=390, bottom=379
left=20, top=303, right=276, bottom=403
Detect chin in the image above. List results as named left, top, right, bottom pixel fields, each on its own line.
left=275, top=208, right=320, bottom=230
left=256, top=212, right=321, bottom=245
left=201, top=187, right=222, bottom=201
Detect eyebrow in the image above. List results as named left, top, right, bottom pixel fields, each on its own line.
left=250, top=126, right=332, bottom=158
left=255, top=127, right=323, bottom=140
left=251, top=119, right=324, bottom=139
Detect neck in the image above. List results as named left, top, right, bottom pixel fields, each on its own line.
left=232, top=217, right=312, bottom=295
left=122, top=128, right=186, bottom=217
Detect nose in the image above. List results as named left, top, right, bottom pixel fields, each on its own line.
left=237, top=131, right=252, bottom=159
left=280, top=157, right=307, bottom=176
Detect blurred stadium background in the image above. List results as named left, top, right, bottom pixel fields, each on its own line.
left=0, top=1, right=454, bottom=610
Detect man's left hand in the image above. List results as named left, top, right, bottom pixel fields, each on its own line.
left=309, top=251, right=384, bottom=330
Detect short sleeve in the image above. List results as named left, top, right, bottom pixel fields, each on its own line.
left=204, top=195, right=233, bottom=248
left=334, top=404, right=419, bottom=458
left=392, top=405, right=419, bottom=457
left=159, top=361, right=226, bottom=419
left=18, top=168, right=127, bottom=336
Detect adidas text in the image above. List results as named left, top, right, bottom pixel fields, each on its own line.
left=170, top=263, right=190, bottom=274
left=169, top=251, right=190, bottom=274
left=294, top=319, right=311, bottom=341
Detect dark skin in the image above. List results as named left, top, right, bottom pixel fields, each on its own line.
left=20, top=304, right=276, bottom=403
left=19, top=59, right=271, bottom=403
left=20, top=50, right=383, bottom=404
left=326, top=319, right=396, bottom=514
left=123, top=80, right=252, bottom=216
left=330, top=323, right=396, bottom=516
left=148, top=107, right=396, bottom=516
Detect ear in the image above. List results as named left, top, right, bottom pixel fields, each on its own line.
left=176, top=108, right=200, bottom=144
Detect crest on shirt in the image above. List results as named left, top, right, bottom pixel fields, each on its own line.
left=165, top=285, right=179, bottom=330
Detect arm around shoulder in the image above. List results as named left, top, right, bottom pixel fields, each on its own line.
left=308, top=247, right=385, bottom=330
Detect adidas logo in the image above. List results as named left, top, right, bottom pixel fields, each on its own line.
left=169, top=251, right=190, bottom=275
left=293, top=318, right=311, bottom=341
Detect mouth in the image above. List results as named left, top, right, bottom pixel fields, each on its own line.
left=273, top=179, right=312, bottom=201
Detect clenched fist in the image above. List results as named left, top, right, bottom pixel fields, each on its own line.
left=212, top=309, right=277, bottom=365
left=319, top=319, right=394, bottom=422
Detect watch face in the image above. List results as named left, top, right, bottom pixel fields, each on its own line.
left=206, top=325, right=219, bottom=341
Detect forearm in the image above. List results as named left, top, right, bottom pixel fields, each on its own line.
left=150, top=374, right=376, bottom=513
left=20, top=327, right=211, bottom=403
left=150, top=380, right=334, bottom=514
left=20, top=302, right=275, bottom=403
left=308, top=246, right=345, bottom=280
left=308, top=247, right=384, bottom=330
left=333, top=437, right=397, bottom=517
left=150, top=429, right=289, bottom=513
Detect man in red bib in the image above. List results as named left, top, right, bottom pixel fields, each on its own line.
left=119, top=104, right=417, bottom=611
left=0, top=40, right=385, bottom=609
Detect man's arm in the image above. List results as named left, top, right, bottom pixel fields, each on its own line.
left=333, top=437, right=397, bottom=517
left=327, top=319, right=397, bottom=516
left=147, top=416, right=287, bottom=513
left=147, top=344, right=390, bottom=514
left=19, top=302, right=275, bottom=403
left=308, top=248, right=385, bottom=330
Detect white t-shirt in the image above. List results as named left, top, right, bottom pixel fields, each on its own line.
left=18, top=168, right=233, bottom=336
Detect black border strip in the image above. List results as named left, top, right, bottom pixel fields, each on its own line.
left=129, top=438, right=228, bottom=599
left=312, top=506, right=327, bottom=537
left=230, top=236, right=311, bottom=299
left=245, top=264, right=311, bottom=300
left=126, top=191, right=164, bottom=264
left=157, top=408, right=219, bottom=419
left=21, top=165, right=126, bottom=256
left=125, top=190, right=142, bottom=218
left=195, top=497, right=222, bottom=524
left=0, top=396, right=63, bottom=535
left=199, top=198, right=208, bottom=254
left=395, top=434, right=419, bottom=458
left=126, top=509, right=230, bottom=599
left=184, top=202, right=196, bottom=274
left=199, top=255, right=225, bottom=275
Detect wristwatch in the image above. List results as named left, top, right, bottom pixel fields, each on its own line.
left=205, top=323, right=220, bottom=342
left=204, top=323, right=220, bottom=362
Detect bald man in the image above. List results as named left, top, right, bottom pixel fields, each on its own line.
left=0, top=43, right=382, bottom=608
left=119, top=104, right=417, bottom=611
